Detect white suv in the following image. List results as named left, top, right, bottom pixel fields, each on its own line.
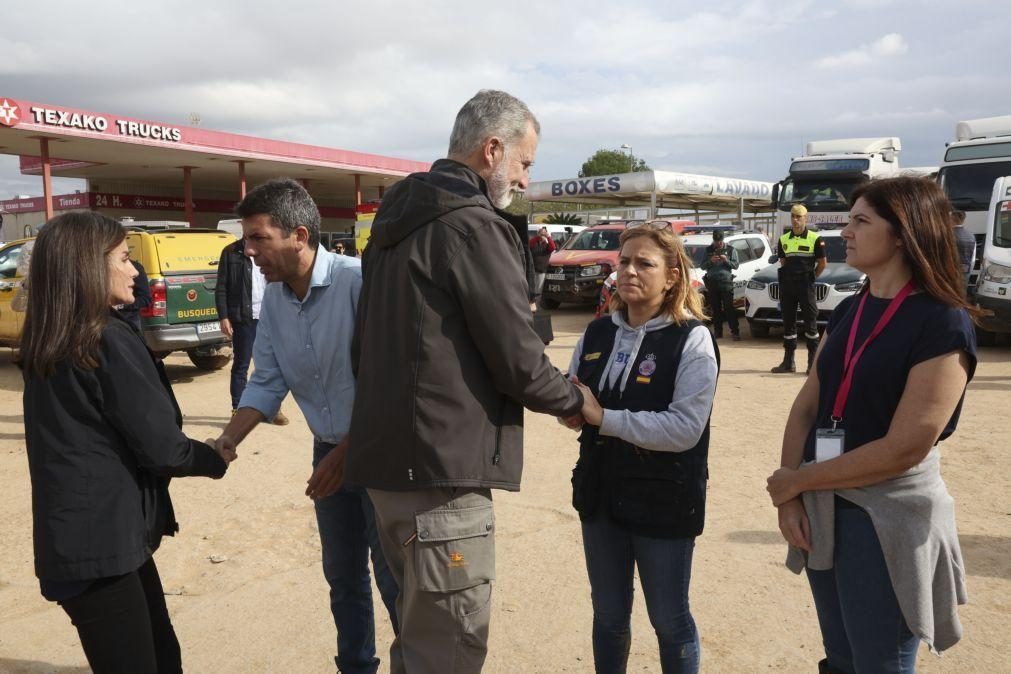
left=682, top=230, right=775, bottom=310
left=743, top=228, right=865, bottom=337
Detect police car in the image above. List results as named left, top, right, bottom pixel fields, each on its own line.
left=744, top=228, right=865, bottom=337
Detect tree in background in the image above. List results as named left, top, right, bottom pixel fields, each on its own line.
left=544, top=212, right=583, bottom=226
left=579, top=149, right=651, bottom=178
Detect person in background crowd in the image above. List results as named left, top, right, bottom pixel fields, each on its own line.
left=117, top=259, right=151, bottom=331
left=772, top=204, right=826, bottom=375
left=950, top=210, right=976, bottom=289
left=529, top=225, right=556, bottom=297
left=347, top=90, right=583, bottom=673
left=567, top=223, right=718, bottom=674
left=215, top=236, right=289, bottom=424
left=701, top=229, right=740, bottom=340
left=768, top=177, right=978, bottom=674
left=214, top=179, right=398, bottom=674
left=333, top=242, right=346, bottom=255
left=20, top=211, right=233, bottom=673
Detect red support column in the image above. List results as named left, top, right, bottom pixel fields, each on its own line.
left=182, top=167, right=194, bottom=226
left=237, top=161, right=247, bottom=199
left=354, top=174, right=362, bottom=207
left=40, top=137, right=54, bottom=221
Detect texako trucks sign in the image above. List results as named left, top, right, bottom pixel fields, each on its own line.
left=0, top=97, right=183, bottom=142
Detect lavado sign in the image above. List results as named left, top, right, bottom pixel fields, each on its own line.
left=0, top=97, right=183, bottom=142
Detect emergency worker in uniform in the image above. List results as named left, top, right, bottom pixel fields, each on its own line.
left=772, top=204, right=826, bottom=374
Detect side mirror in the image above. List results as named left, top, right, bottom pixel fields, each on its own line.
left=768, top=255, right=779, bottom=264
left=771, top=182, right=781, bottom=206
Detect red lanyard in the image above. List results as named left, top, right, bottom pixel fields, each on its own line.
left=830, top=281, right=915, bottom=427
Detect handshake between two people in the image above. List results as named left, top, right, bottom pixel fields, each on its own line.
left=558, top=375, right=603, bottom=431
left=205, top=407, right=348, bottom=501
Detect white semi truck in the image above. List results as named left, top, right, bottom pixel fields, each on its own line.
left=937, top=116, right=1011, bottom=287
left=975, top=176, right=1011, bottom=344
left=772, top=137, right=903, bottom=233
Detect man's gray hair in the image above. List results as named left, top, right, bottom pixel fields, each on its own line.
left=447, top=90, right=540, bottom=157
left=236, top=178, right=321, bottom=249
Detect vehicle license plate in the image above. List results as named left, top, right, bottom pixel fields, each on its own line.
left=546, top=273, right=566, bottom=280
left=197, top=321, right=218, bottom=334
left=548, top=284, right=562, bottom=292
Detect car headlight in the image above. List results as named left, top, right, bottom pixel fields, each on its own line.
left=982, top=261, right=1011, bottom=284
left=580, top=264, right=606, bottom=277
left=834, top=281, right=865, bottom=293
left=746, top=280, right=766, bottom=290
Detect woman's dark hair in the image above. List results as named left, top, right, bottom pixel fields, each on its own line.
left=19, top=211, right=127, bottom=377
left=849, top=177, right=982, bottom=320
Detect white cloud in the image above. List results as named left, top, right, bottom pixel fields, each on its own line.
left=816, top=32, right=909, bottom=68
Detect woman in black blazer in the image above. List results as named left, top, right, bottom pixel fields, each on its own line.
left=20, top=211, right=236, bottom=673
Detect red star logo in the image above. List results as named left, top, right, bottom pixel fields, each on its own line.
left=0, top=99, right=21, bottom=127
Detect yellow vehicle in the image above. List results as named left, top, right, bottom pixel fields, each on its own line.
left=0, top=228, right=235, bottom=370
left=125, top=228, right=235, bottom=370
left=0, top=238, right=32, bottom=347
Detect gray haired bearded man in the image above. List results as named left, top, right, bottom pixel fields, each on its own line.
left=346, top=90, right=583, bottom=673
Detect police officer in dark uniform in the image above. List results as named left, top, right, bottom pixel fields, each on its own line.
left=772, top=204, right=826, bottom=374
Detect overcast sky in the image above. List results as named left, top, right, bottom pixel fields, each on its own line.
left=2, top=0, right=1008, bottom=200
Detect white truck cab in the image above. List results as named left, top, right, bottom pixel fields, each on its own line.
left=975, top=176, right=1011, bottom=344
left=938, top=116, right=1011, bottom=288
left=773, top=138, right=902, bottom=232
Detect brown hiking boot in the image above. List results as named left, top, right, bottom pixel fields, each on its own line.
left=272, top=410, right=290, bottom=426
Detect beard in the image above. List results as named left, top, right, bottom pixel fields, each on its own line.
left=487, top=152, right=518, bottom=210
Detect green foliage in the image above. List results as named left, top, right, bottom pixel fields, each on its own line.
left=544, top=212, right=583, bottom=225
left=579, top=149, right=651, bottom=178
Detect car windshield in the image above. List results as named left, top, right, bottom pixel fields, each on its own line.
left=821, top=236, right=848, bottom=263
left=995, top=204, right=1011, bottom=248
left=563, top=229, right=621, bottom=251
left=684, top=244, right=709, bottom=267
left=779, top=178, right=863, bottom=212
left=939, top=162, right=1011, bottom=211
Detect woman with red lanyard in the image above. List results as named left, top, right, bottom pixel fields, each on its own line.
left=766, top=177, right=979, bottom=674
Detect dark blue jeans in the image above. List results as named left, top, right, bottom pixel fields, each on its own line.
left=313, top=440, right=400, bottom=674
left=806, top=498, right=920, bottom=674
left=581, top=514, right=700, bottom=674
left=229, top=319, right=257, bottom=410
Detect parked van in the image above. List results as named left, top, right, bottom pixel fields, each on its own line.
left=126, top=228, right=235, bottom=369
left=975, top=176, right=1011, bottom=344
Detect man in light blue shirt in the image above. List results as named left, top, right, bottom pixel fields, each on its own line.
left=215, top=179, right=397, bottom=674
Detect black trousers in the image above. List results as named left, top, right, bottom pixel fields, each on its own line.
left=780, top=277, right=818, bottom=349
left=59, top=557, right=182, bottom=673
left=706, top=281, right=739, bottom=334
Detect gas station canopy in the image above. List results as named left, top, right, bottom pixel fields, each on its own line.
left=0, top=96, right=430, bottom=228
left=525, top=170, right=775, bottom=216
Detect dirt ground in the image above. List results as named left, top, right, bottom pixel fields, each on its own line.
left=0, top=308, right=1008, bottom=673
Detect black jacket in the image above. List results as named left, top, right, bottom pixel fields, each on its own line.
left=572, top=318, right=715, bottom=539
left=24, top=314, right=226, bottom=581
left=347, top=159, right=582, bottom=491
left=214, top=239, right=254, bottom=325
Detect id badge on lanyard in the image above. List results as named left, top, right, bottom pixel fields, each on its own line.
left=816, top=281, right=914, bottom=462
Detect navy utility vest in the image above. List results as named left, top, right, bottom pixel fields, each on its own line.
left=571, top=316, right=718, bottom=539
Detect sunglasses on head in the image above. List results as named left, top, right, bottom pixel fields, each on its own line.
left=625, top=219, right=673, bottom=231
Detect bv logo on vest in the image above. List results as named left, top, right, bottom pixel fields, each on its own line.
left=636, top=354, right=657, bottom=383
